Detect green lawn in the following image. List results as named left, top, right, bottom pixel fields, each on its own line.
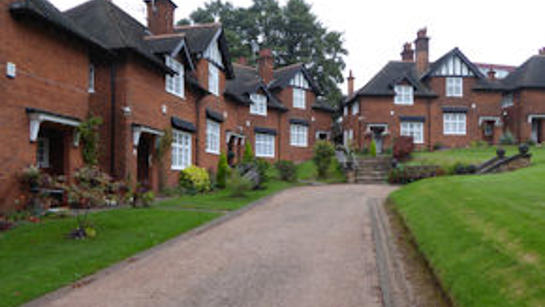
left=0, top=209, right=220, bottom=307
left=389, top=146, right=545, bottom=306
left=408, top=145, right=545, bottom=170
left=158, top=179, right=294, bottom=211
left=296, top=160, right=346, bottom=183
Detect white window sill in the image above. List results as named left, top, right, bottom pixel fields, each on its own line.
left=443, top=133, right=466, bottom=136
left=250, top=112, right=267, bottom=117
left=206, top=149, right=220, bottom=155
left=290, top=144, right=308, bottom=148
left=88, top=89, right=95, bottom=94
left=394, top=102, right=414, bottom=105
left=293, top=106, right=306, bottom=110
left=446, top=95, right=463, bottom=98
left=256, top=154, right=275, bottom=158
left=166, top=91, right=186, bottom=100
left=171, top=165, right=191, bottom=171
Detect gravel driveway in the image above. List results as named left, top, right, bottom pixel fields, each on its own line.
left=29, top=185, right=397, bottom=307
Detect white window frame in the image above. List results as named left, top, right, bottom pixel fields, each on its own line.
left=88, top=63, right=95, bottom=93
left=501, top=93, right=514, bottom=108
left=400, top=122, right=424, bottom=144
left=208, top=63, right=220, bottom=96
left=394, top=85, right=414, bottom=105
left=446, top=77, right=463, bottom=97
left=205, top=119, right=221, bottom=155
left=250, top=93, right=267, bottom=116
left=165, top=56, right=185, bottom=98
left=443, top=113, right=467, bottom=135
left=255, top=133, right=275, bottom=158
left=171, top=129, right=192, bottom=170
left=293, top=88, right=306, bottom=109
left=351, top=102, right=359, bottom=115
left=290, top=124, right=308, bottom=147
left=343, top=106, right=348, bottom=116
left=37, top=137, right=50, bottom=168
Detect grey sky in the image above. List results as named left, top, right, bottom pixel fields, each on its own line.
left=52, top=0, right=545, bottom=94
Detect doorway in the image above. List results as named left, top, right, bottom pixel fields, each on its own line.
left=137, top=134, right=152, bottom=185
left=532, top=119, right=543, bottom=143
left=370, top=126, right=385, bottom=154
left=483, top=121, right=495, bottom=145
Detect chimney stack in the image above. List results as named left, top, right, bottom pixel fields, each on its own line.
left=401, top=42, right=414, bottom=62
left=539, top=47, right=545, bottom=55
left=144, top=0, right=176, bottom=35
left=347, top=70, right=355, bottom=96
left=487, top=69, right=496, bottom=80
left=414, top=28, right=430, bottom=75
left=257, top=49, right=274, bottom=84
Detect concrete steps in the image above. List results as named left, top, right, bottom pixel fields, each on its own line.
left=355, top=156, right=392, bottom=184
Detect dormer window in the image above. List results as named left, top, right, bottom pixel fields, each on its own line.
left=351, top=102, right=359, bottom=115
left=501, top=93, right=514, bottom=108
left=208, top=63, right=220, bottom=96
left=446, top=77, right=463, bottom=97
left=394, top=85, right=413, bottom=105
left=165, top=56, right=185, bottom=98
left=250, top=93, right=267, bottom=116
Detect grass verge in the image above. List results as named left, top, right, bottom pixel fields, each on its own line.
left=389, top=159, right=545, bottom=306
left=0, top=209, right=220, bottom=307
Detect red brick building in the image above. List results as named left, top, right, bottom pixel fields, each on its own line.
left=342, top=29, right=517, bottom=152
left=0, top=0, right=334, bottom=211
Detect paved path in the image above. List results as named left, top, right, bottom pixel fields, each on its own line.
left=31, top=185, right=397, bottom=307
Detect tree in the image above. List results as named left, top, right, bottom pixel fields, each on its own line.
left=179, top=0, right=347, bottom=105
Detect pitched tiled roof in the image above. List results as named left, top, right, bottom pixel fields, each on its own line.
left=225, top=64, right=287, bottom=111
left=65, top=0, right=171, bottom=71
left=500, top=55, right=545, bottom=90
left=346, top=61, right=436, bottom=105
left=9, top=0, right=106, bottom=50
left=312, top=97, right=337, bottom=113
left=269, top=63, right=321, bottom=93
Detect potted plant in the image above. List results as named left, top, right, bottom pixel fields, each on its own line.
left=21, top=165, right=41, bottom=191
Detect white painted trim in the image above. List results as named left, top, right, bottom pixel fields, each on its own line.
left=365, top=123, right=389, bottom=135
left=132, top=125, right=164, bottom=147
left=28, top=112, right=80, bottom=143
left=479, top=116, right=502, bottom=127
left=528, top=114, right=545, bottom=123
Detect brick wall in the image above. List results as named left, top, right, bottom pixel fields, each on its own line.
left=0, top=1, right=91, bottom=210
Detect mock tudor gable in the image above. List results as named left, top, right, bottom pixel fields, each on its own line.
left=421, top=48, right=485, bottom=79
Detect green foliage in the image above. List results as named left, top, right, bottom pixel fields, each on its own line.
left=78, top=116, right=103, bottom=166
left=499, top=130, right=517, bottom=145
left=156, top=128, right=173, bottom=191
left=243, top=142, right=254, bottom=163
left=470, top=140, right=488, bottom=148
left=179, top=166, right=211, bottom=194
left=255, top=158, right=272, bottom=183
left=227, top=170, right=252, bottom=197
left=275, top=160, right=297, bottom=182
left=312, top=141, right=335, bottom=179
left=183, top=0, right=348, bottom=105
left=370, top=139, right=377, bottom=157
left=141, top=191, right=155, bottom=207
left=216, top=153, right=230, bottom=189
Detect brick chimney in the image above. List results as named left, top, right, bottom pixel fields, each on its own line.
left=257, top=49, right=274, bottom=84
left=347, top=70, right=355, bottom=96
left=401, top=42, right=414, bottom=62
left=144, top=0, right=176, bottom=35
left=414, top=28, right=430, bottom=75
left=487, top=69, right=496, bottom=80
left=539, top=47, right=545, bottom=55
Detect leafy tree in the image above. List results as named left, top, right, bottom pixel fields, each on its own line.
left=216, top=152, right=229, bottom=189
left=179, top=0, right=347, bottom=105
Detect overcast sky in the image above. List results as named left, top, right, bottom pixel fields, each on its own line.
left=52, top=0, right=545, bottom=94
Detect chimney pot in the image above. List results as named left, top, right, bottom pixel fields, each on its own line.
left=347, top=70, right=355, bottom=96
left=145, top=0, right=176, bottom=35
left=401, top=42, right=414, bottom=62
left=539, top=47, right=545, bottom=55
left=414, top=28, right=430, bottom=75
left=488, top=69, right=496, bottom=80
left=257, top=49, right=274, bottom=84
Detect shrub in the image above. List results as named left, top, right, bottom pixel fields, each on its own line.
left=313, top=141, right=335, bottom=179
left=78, top=116, right=103, bottom=166
left=452, top=162, right=478, bottom=175
left=369, top=139, right=377, bottom=157
left=388, top=165, right=445, bottom=184
left=243, top=142, right=254, bottom=163
left=470, top=140, right=488, bottom=148
left=275, top=160, right=297, bottom=182
left=216, top=153, right=229, bottom=189
left=433, top=142, right=445, bottom=151
left=179, top=166, right=211, bottom=194
left=393, top=136, right=415, bottom=161
left=255, top=158, right=271, bottom=183
left=227, top=170, right=252, bottom=197
left=499, top=130, right=517, bottom=145
left=526, top=139, right=537, bottom=146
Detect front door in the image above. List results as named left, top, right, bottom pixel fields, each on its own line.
left=370, top=127, right=385, bottom=154
left=483, top=121, right=495, bottom=145
left=137, top=134, right=152, bottom=185
left=532, top=119, right=542, bottom=143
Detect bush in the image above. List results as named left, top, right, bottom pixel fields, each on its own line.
left=179, top=166, right=211, bottom=194
left=433, top=142, right=445, bottom=151
left=470, top=140, right=488, bottom=148
left=452, top=162, right=478, bottom=175
left=393, top=136, right=415, bottom=161
left=227, top=170, right=252, bottom=197
left=369, top=139, right=377, bottom=157
left=499, top=130, right=517, bottom=145
left=243, top=142, right=254, bottom=163
left=388, top=165, right=445, bottom=184
left=255, top=158, right=271, bottom=183
left=313, top=141, right=335, bottom=179
left=275, top=160, right=297, bottom=182
left=216, top=153, right=229, bottom=189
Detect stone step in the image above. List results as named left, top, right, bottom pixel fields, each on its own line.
left=356, top=179, right=387, bottom=184
left=356, top=176, right=388, bottom=182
